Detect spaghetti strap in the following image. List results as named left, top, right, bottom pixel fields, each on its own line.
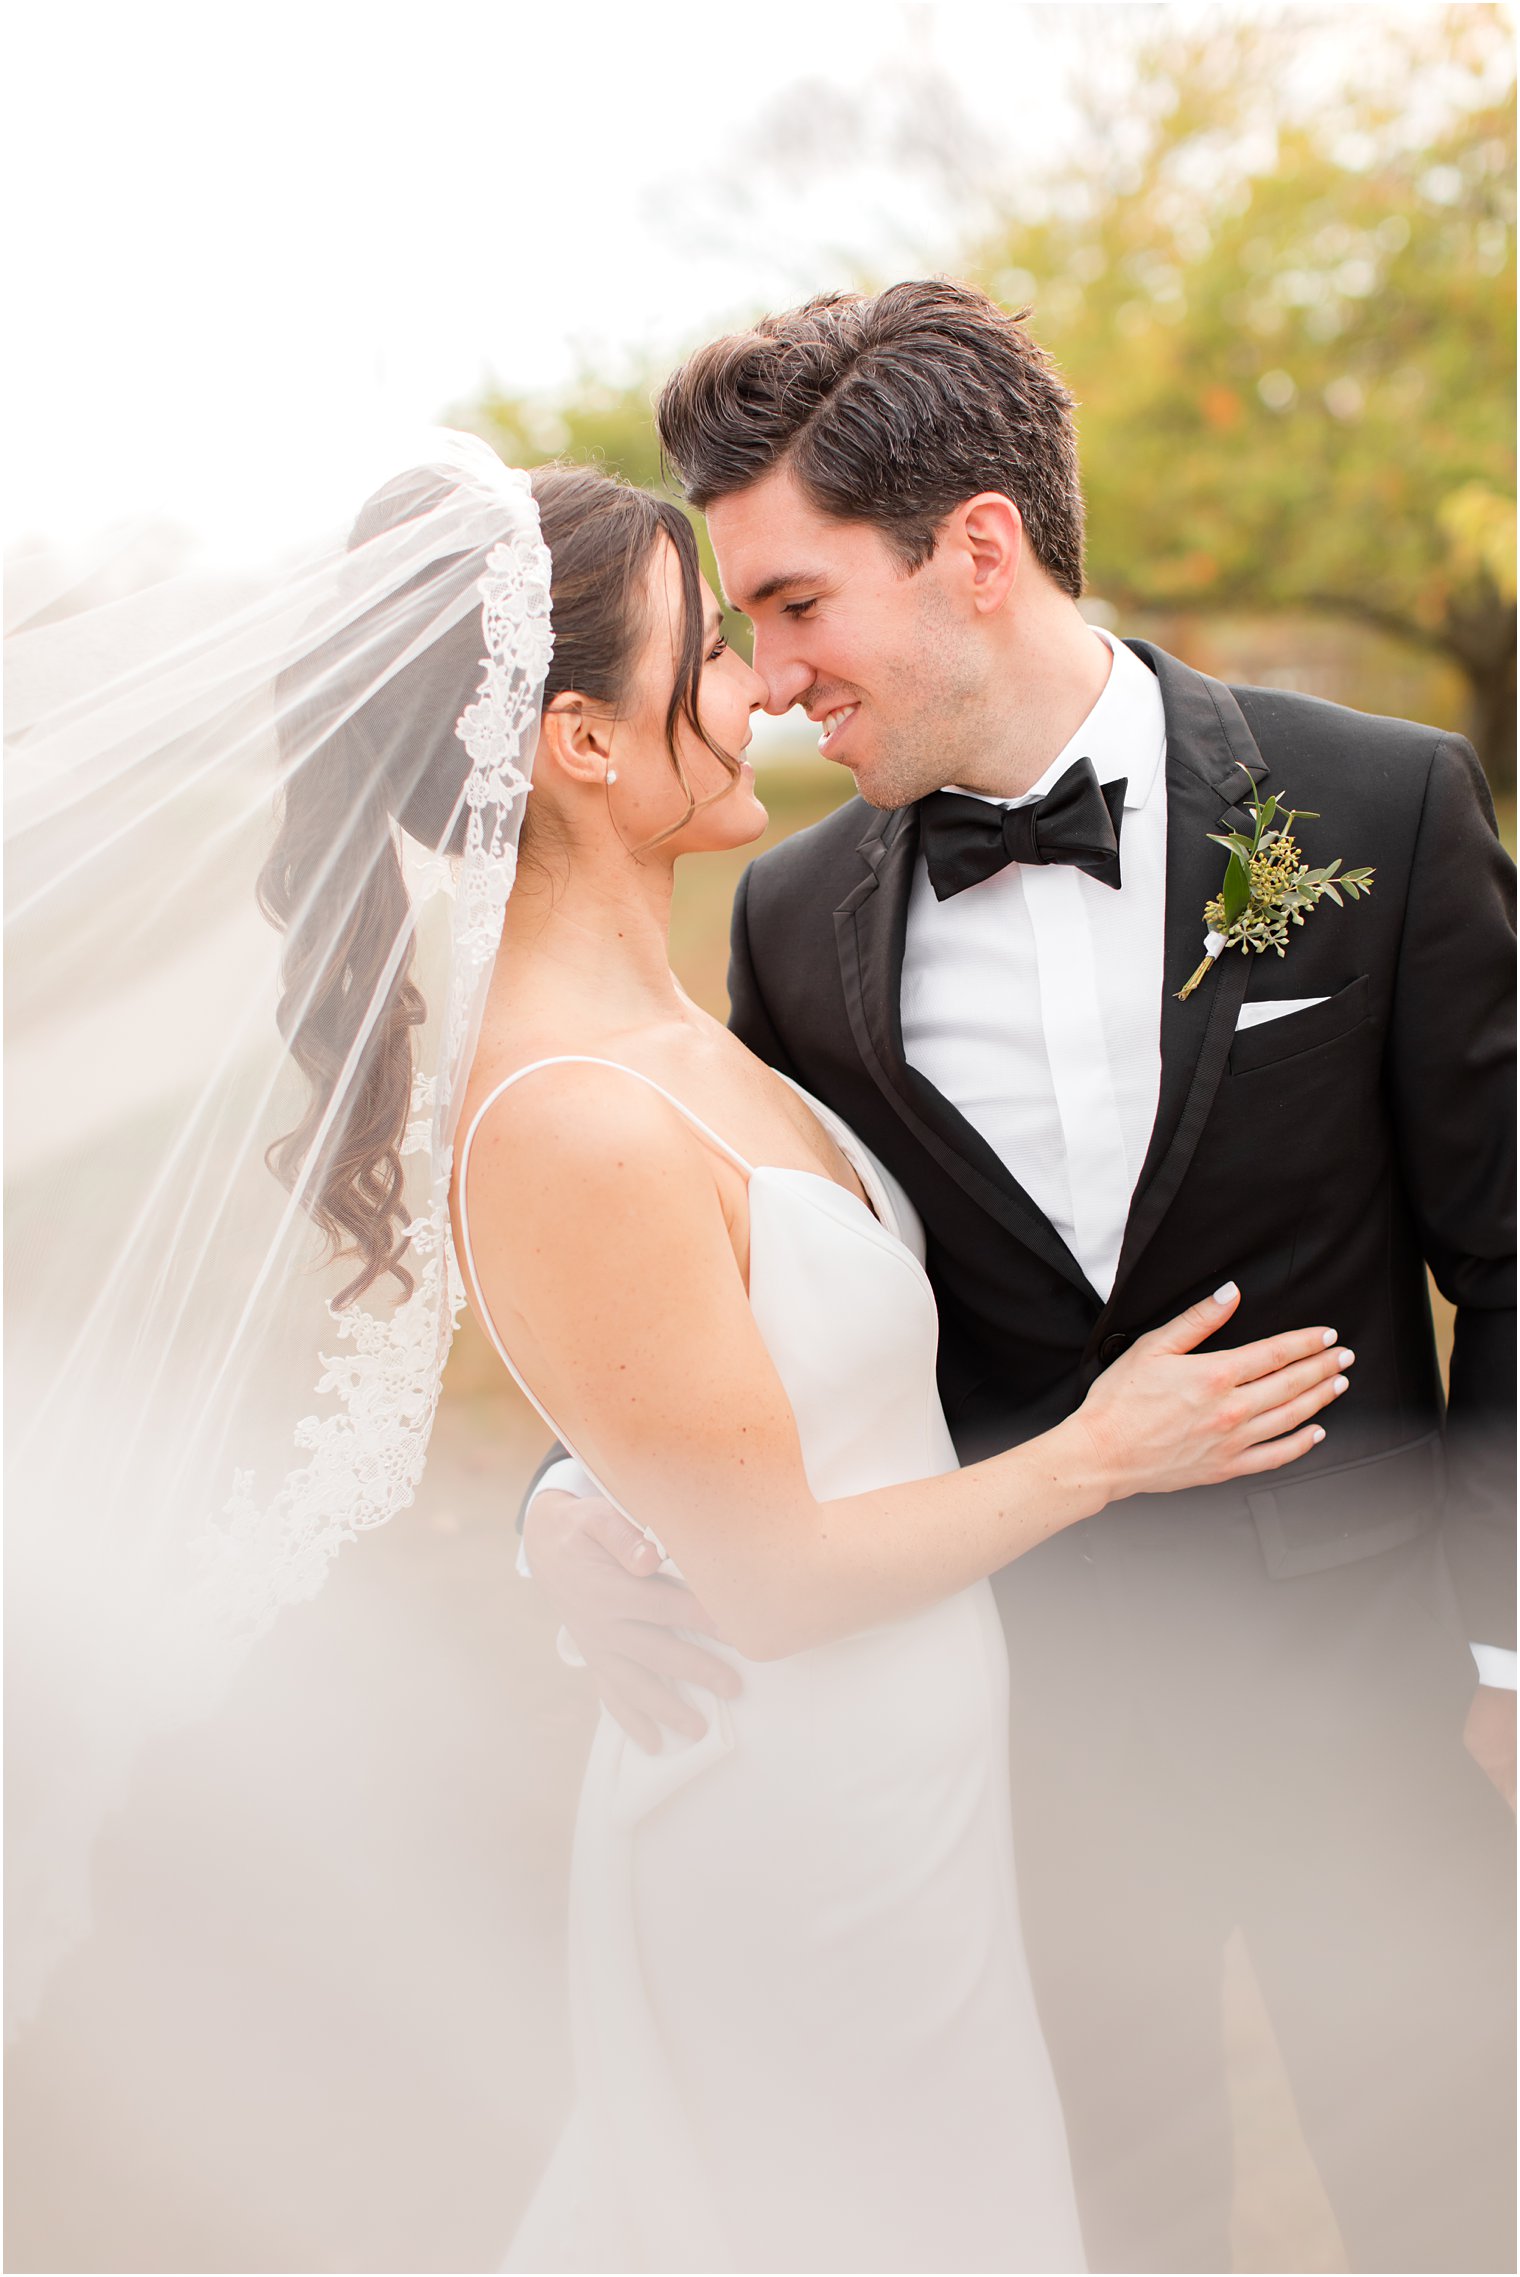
left=461, top=1055, right=756, bottom=1183
left=453, top=1057, right=755, bottom=1519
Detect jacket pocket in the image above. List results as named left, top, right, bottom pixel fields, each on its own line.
left=1247, top=1427, right=1445, bottom=1580
left=1227, top=973, right=1371, bottom=1074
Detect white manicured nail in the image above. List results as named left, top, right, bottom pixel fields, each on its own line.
left=1213, top=1281, right=1238, bottom=1304
left=1333, top=1376, right=1349, bottom=1394
left=1322, top=1329, right=1338, bottom=1347
left=1312, top=1426, right=1326, bottom=1443
left=1336, top=1349, right=1354, bottom=1367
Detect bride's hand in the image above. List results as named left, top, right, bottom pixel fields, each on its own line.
left=1074, top=1282, right=1354, bottom=1502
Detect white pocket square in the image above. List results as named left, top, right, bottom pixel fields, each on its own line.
left=1235, top=996, right=1330, bottom=1031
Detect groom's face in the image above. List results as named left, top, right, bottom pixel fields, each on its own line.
left=707, top=465, right=982, bottom=810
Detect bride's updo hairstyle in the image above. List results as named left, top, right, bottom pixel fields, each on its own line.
left=258, top=459, right=739, bottom=1305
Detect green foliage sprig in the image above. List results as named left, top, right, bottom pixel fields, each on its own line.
left=1177, top=788, right=1374, bottom=998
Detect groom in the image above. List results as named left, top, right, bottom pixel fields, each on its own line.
left=520, top=282, right=1515, bottom=2272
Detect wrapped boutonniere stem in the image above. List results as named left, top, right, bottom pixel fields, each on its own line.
left=1177, top=788, right=1374, bottom=1000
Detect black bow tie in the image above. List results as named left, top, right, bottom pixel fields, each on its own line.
left=920, top=758, right=1126, bottom=901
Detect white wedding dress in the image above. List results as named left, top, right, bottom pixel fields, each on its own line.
left=457, top=1058, right=1084, bottom=2275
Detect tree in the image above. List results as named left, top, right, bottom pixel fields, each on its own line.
left=458, top=9, right=1516, bottom=780
left=967, top=8, right=1516, bottom=780
left=464, top=376, right=668, bottom=498
left=460, top=373, right=743, bottom=645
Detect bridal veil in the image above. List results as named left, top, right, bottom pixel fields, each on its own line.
left=5, top=432, right=553, bottom=2033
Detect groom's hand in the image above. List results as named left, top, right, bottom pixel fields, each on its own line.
left=523, top=1491, right=742, bottom=1754
left=1463, top=1683, right=1517, bottom=1811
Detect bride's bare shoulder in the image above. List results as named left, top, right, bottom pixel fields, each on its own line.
left=460, top=1054, right=721, bottom=1216
left=456, top=1055, right=746, bottom=1328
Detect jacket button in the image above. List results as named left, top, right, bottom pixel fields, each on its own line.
left=1100, top=1332, right=1129, bottom=1362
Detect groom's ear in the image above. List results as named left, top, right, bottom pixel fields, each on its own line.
left=951, top=493, right=1024, bottom=617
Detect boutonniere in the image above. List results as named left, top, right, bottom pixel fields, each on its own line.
left=1177, top=788, right=1374, bottom=1000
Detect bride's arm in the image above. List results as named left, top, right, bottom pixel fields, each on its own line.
left=467, top=1067, right=1347, bottom=1661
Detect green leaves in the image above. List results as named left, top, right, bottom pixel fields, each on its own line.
left=963, top=8, right=1515, bottom=782
left=1220, top=849, right=1252, bottom=925
left=1295, top=856, right=1375, bottom=909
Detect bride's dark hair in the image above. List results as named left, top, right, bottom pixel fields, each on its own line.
left=258, top=460, right=737, bottom=1306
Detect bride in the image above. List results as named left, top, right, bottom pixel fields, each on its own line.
left=8, top=435, right=1346, bottom=2273
left=260, top=451, right=1345, bottom=2273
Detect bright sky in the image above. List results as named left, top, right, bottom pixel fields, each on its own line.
left=6, top=0, right=1469, bottom=552
left=5, top=1, right=1095, bottom=545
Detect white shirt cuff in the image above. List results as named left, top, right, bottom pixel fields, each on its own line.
left=1469, top=1643, right=1517, bottom=1690
left=517, top=1455, right=598, bottom=1580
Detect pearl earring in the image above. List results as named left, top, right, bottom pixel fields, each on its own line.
left=606, top=769, right=618, bottom=785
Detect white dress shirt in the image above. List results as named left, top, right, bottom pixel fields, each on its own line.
left=902, top=628, right=1165, bottom=1302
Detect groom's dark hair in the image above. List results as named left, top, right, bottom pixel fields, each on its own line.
left=655, top=279, right=1085, bottom=595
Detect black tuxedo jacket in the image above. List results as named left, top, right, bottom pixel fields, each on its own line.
left=727, top=643, right=1516, bottom=1650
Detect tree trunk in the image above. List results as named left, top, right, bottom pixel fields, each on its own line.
left=1463, top=643, right=1517, bottom=804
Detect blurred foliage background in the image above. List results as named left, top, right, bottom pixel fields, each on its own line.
left=466, top=4, right=1515, bottom=797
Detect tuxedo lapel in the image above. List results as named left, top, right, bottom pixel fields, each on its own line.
left=834, top=802, right=1095, bottom=1295
left=1105, top=643, right=1270, bottom=1315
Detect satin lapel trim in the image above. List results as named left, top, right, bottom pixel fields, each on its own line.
left=1107, top=644, right=1268, bottom=1311
left=834, top=803, right=1095, bottom=1297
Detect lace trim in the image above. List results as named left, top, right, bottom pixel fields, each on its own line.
left=195, top=473, right=552, bottom=1645
left=204, top=1193, right=464, bottom=1645
left=444, top=506, right=555, bottom=1088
